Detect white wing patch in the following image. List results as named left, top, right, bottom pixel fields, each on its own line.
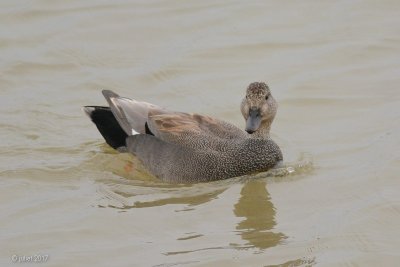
left=131, top=128, right=140, bottom=135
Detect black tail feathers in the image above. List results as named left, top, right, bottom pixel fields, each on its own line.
left=83, top=106, right=128, bottom=150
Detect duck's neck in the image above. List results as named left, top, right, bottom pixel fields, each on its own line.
left=251, top=121, right=271, bottom=139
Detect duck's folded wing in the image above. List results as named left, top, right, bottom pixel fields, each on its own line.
left=102, top=89, right=246, bottom=149
left=147, top=111, right=246, bottom=149
left=102, top=90, right=166, bottom=135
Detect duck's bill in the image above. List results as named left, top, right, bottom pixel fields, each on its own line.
left=245, top=109, right=261, bottom=134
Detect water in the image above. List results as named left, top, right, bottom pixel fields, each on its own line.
left=1, top=1, right=400, bottom=266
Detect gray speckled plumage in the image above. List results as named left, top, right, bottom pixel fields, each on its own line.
left=84, top=82, right=283, bottom=183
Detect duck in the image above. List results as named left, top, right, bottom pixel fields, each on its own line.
left=83, top=82, right=282, bottom=183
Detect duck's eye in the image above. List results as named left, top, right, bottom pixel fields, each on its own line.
left=246, top=95, right=248, bottom=99
left=265, top=95, right=269, bottom=100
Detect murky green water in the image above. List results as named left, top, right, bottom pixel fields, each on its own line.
left=1, top=1, right=399, bottom=266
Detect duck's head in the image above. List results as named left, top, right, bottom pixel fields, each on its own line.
left=241, top=82, right=277, bottom=137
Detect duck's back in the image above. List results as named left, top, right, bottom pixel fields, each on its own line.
left=146, top=111, right=247, bottom=151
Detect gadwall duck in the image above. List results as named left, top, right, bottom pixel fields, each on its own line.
left=83, top=82, right=282, bottom=182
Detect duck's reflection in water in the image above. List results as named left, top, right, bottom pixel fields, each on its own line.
left=234, top=180, right=285, bottom=250
left=96, top=171, right=230, bottom=210
left=100, top=185, right=227, bottom=210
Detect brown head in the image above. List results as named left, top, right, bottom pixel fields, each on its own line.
left=240, top=82, right=277, bottom=138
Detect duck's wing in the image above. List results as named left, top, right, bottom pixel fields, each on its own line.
left=147, top=111, right=246, bottom=149
left=102, top=90, right=167, bottom=135
left=103, top=90, right=246, bottom=149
